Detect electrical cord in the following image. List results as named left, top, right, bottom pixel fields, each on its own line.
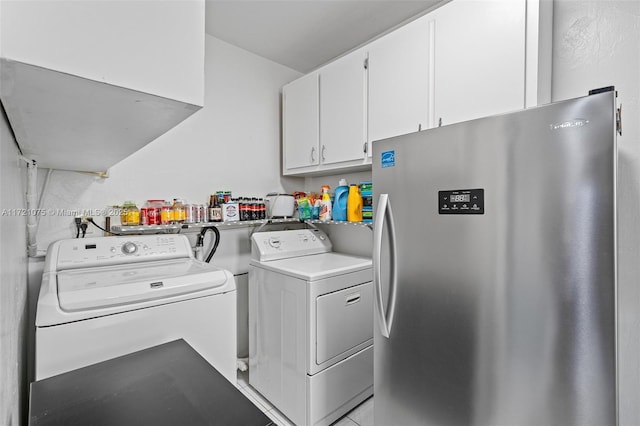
left=197, top=225, right=221, bottom=263
left=75, top=217, right=82, bottom=238
left=80, top=222, right=88, bottom=238
left=87, top=218, right=123, bottom=236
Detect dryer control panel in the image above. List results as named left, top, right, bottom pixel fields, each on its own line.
left=251, top=229, right=332, bottom=262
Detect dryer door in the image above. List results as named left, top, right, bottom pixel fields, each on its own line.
left=316, top=281, right=373, bottom=365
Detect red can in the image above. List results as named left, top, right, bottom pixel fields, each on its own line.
left=140, top=207, right=149, bottom=225
left=144, top=200, right=163, bottom=225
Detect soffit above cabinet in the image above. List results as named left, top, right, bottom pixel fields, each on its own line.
left=0, top=59, right=201, bottom=173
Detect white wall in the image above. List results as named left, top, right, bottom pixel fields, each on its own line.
left=552, top=2, right=639, bottom=424
left=34, top=35, right=303, bottom=252
left=0, top=106, right=28, bottom=425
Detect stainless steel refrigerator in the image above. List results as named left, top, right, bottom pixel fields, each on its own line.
left=372, top=90, right=619, bottom=426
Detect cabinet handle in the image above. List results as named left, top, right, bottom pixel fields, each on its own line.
left=438, top=117, right=443, bottom=127
left=363, top=142, right=368, bottom=154
left=321, top=145, right=326, bottom=162
left=311, top=146, right=316, bottom=162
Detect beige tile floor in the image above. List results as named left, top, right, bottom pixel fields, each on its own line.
left=237, top=370, right=374, bottom=426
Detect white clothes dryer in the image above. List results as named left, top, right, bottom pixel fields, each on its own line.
left=36, top=234, right=236, bottom=383
left=249, top=229, right=373, bottom=426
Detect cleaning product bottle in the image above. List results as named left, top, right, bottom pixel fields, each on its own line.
left=347, top=184, right=363, bottom=222
left=319, top=186, right=332, bottom=221
left=312, top=199, right=321, bottom=220
left=333, top=179, right=349, bottom=221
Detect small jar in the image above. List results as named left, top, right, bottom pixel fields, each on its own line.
left=172, top=199, right=186, bottom=223
left=121, top=201, right=140, bottom=226
left=160, top=202, right=173, bottom=225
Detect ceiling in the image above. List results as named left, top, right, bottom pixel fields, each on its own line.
left=205, top=0, right=445, bottom=73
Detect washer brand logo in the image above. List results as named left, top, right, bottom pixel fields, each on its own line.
left=381, top=150, right=395, bottom=168
left=550, top=119, right=589, bottom=130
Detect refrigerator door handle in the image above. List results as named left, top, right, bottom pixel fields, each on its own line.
left=373, top=193, right=398, bottom=339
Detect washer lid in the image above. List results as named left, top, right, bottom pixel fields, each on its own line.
left=56, top=258, right=229, bottom=312
left=251, top=252, right=371, bottom=281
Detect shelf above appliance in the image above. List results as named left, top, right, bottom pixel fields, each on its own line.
left=304, top=220, right=373, bottom=230
left=0, top=59, right=201, bottom=173
left=110, top=218, right=302, bottom=235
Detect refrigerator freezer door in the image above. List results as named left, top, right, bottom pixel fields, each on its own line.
left=372, top=92, right=616, bottom=426
left=373, top=193, right=398, bottom=338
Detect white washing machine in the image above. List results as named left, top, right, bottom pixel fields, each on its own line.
left=36, top=234, right=237, bottom=383
left=249, top=229, right=373, bottom=426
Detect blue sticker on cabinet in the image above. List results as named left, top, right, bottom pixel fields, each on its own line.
left=381, top=150, right=395, bottom=168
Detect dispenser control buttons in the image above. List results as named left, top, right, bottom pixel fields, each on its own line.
left=439, top=189, right=484, bottom=215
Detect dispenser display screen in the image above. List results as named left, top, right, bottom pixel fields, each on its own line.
left=450, top=194, right=470, bottom=203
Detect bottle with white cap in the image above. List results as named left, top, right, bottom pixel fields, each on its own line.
left=319, top=185, right=333, bottom=221
left=333, top=179, right=349, bottom=221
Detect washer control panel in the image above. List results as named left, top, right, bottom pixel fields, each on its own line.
left=54, top=235, right=191, bottom=270
left=251, top=229, right=332, bottom=262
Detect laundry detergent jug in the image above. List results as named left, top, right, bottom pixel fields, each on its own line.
left=333, top=179, right=349, bottom=221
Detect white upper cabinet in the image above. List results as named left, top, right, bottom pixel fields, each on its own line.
left=0, top=0, right=204, bottom=172
left=283, top=50, right=369, bottom=176
left=429, top=0, right=529, bottom=127
left=283, top=72, right=320, bottom=171
left=320, top=49, right=368, bottom=167
left=367, top=17, right=430, bottom=147
left=282, top=0, right=551, bottom=176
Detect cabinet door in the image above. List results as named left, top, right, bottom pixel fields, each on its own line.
left=432, top=0, right=527, bottom=127
left=320, top=50, right=367, bottom=166
left=368, top=16, right=430, bottom=148
left=283, top=72, right=320, bottom=172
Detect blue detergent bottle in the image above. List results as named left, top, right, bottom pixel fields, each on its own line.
left=333, top=179, right=349, bottom=221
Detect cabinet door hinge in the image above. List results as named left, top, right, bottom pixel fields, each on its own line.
left=617, top=104, right=622, bottom=136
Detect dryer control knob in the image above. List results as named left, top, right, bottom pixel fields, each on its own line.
left=121, top=242, right=138, bottom=254
left=268, top=237, right=281, bottom=249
